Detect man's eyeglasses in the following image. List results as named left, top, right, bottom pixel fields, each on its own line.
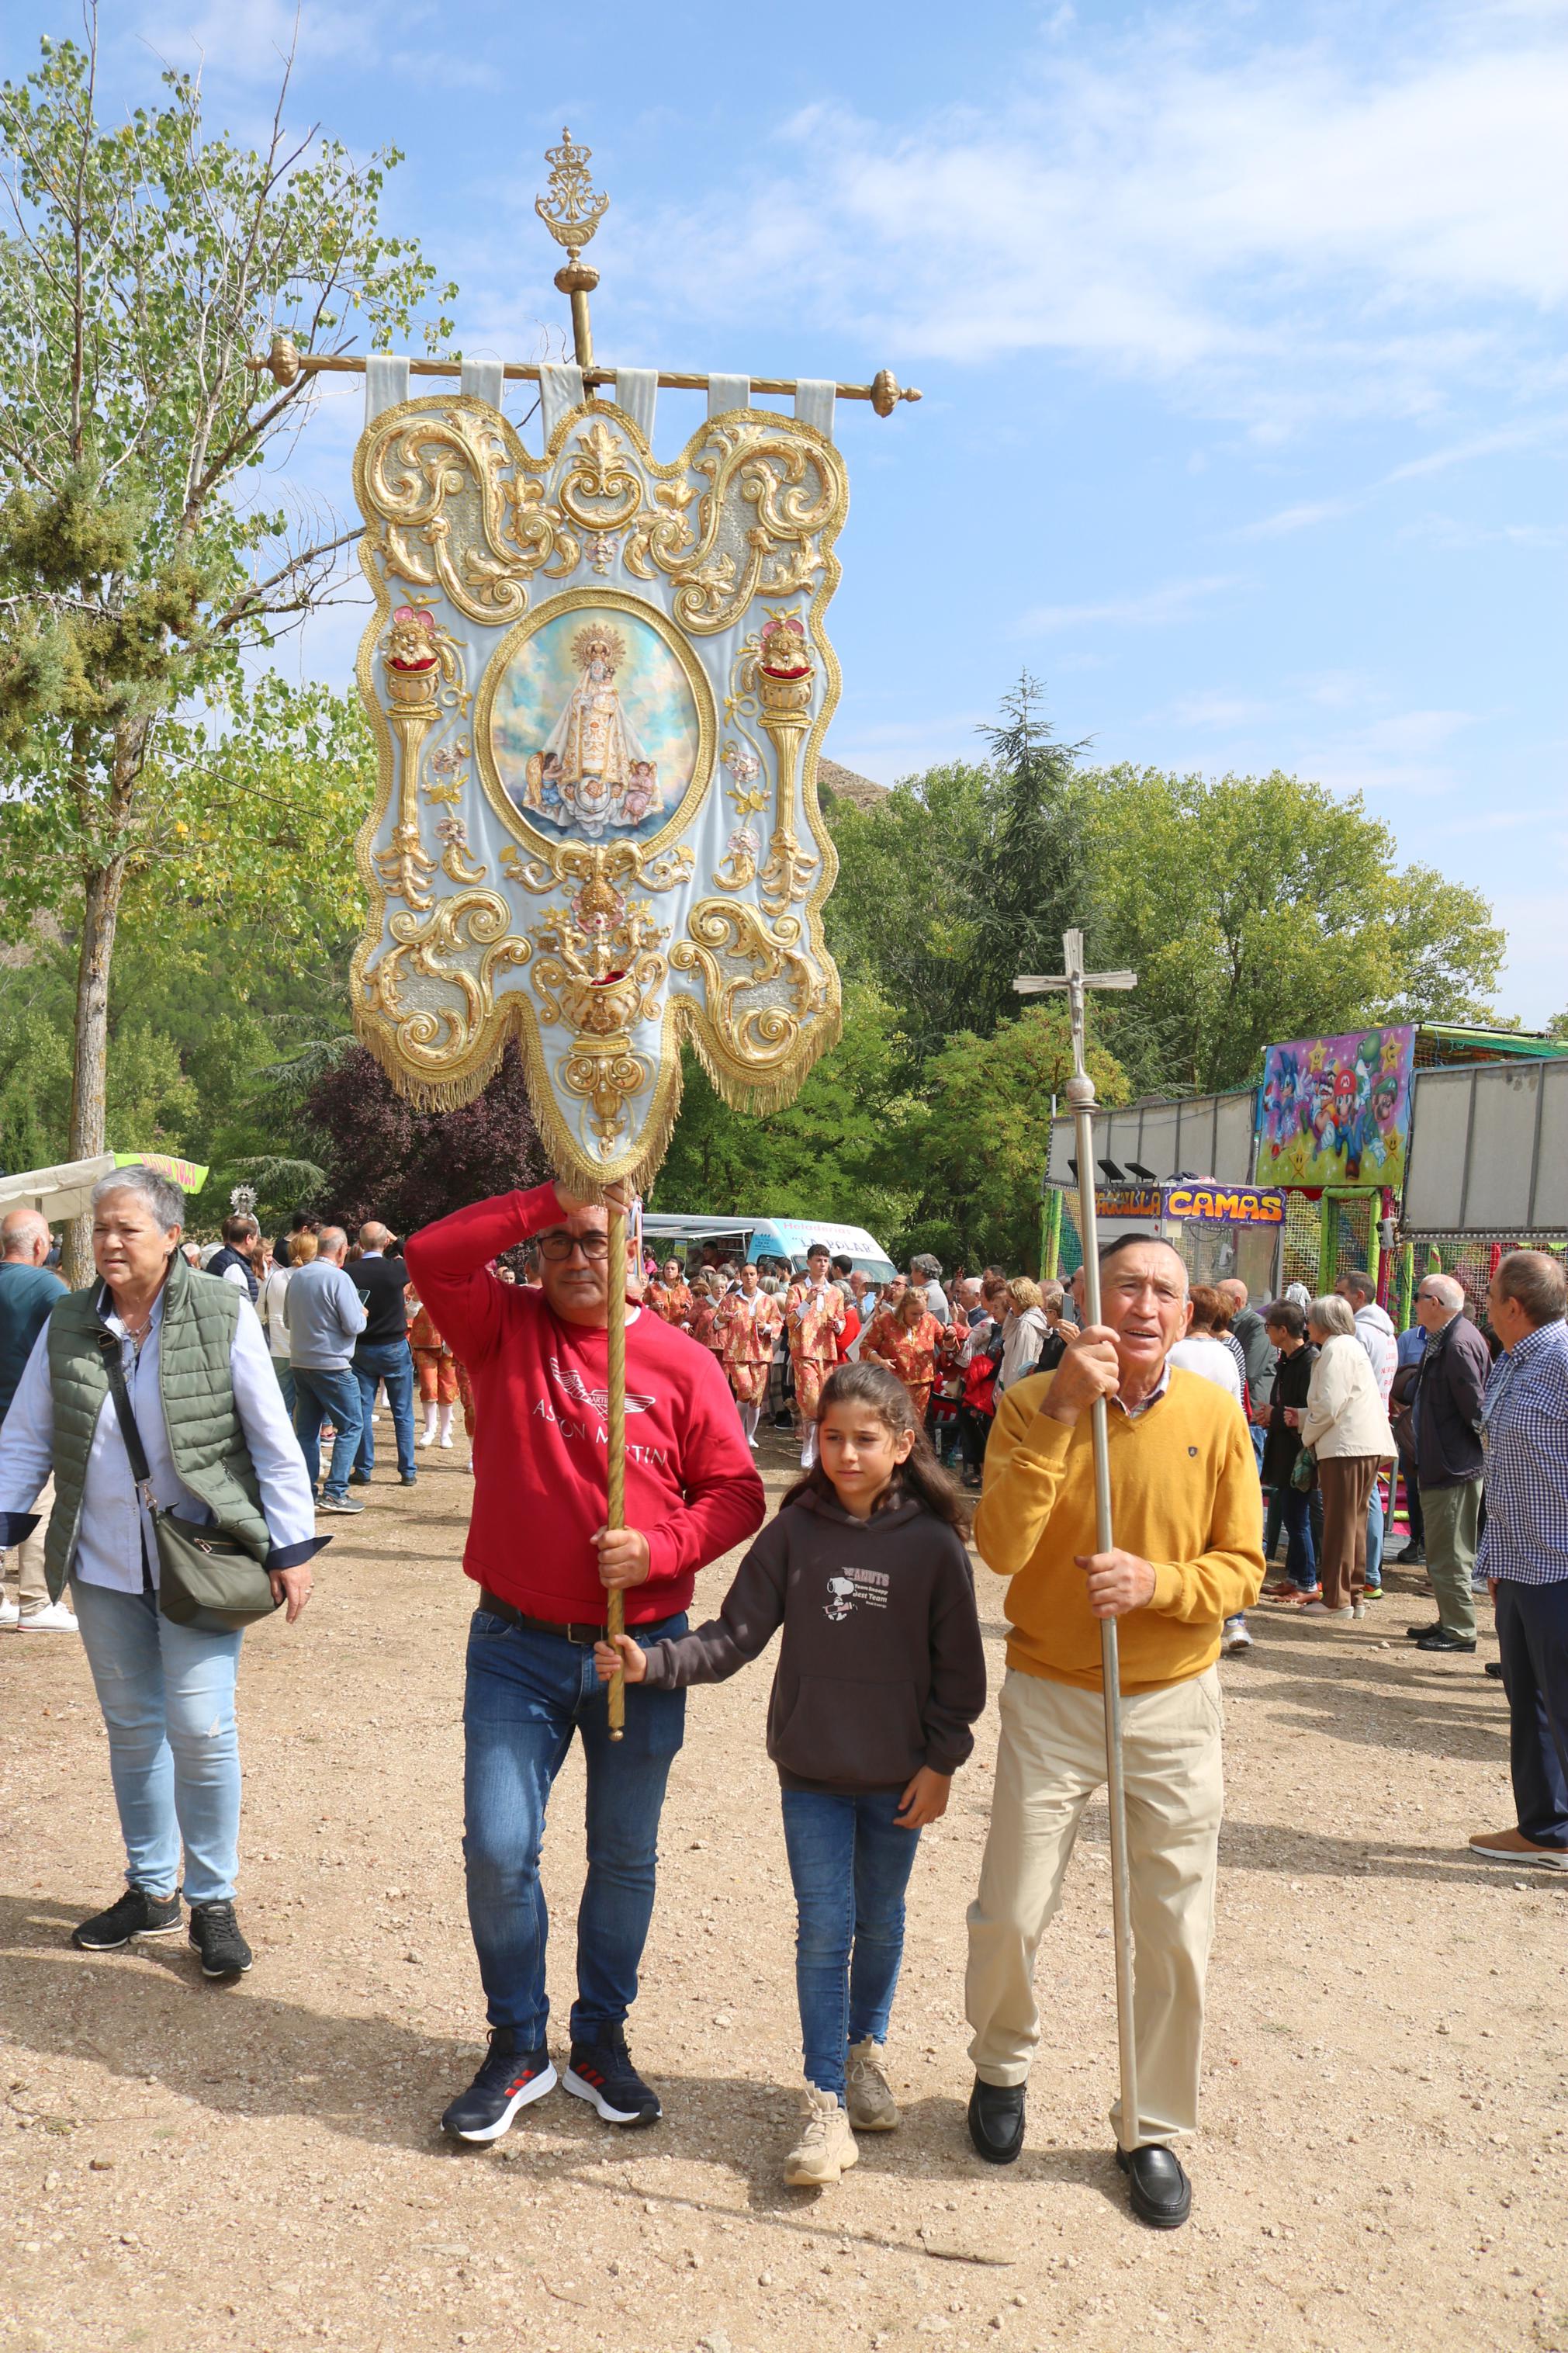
left=536, top=1231, right=610, bottom=1263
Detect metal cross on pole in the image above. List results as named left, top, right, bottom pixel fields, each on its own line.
left=1014, top=929, right=1143, bottom=2151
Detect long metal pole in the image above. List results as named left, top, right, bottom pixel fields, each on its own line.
left=604, top=1206, right=628, bottom=1741
left=1066, top=1067, right=1142, bottom=2153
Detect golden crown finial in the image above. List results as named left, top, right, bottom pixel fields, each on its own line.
left=535, top=127, right=608, bottom=262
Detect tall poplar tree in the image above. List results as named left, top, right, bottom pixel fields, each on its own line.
left=0, top=17, right=453, bottom=1274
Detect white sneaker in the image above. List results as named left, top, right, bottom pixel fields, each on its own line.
left=417, top=1428, right=435, bottom=1448
left=439, top=1433, right=455, bottom=1449
left=784, top=2084, right=859, bottom=2186
left=846, top=2039, right=899, bottom=2132
left=1220, top=1621, right=1254, bottom=1654
left=19, top=1600, right=79, bottom=1633
left=0, top=1596, right=19, bottom=1630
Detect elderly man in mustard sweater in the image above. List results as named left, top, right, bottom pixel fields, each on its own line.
left=965, top=1235, right=1263, bottom=2230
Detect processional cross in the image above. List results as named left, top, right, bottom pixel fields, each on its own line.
left=1013, top=931, right=1144, bottom=2151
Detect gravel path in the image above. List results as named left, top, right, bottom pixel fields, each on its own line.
left=2, top=1432, right=1565, bottom=2353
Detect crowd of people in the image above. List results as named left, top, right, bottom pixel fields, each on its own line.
left=2, top=1169, right=1566, bottom=2232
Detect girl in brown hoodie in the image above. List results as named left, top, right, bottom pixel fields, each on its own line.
left=597, top=1363, right=985, bottom=2187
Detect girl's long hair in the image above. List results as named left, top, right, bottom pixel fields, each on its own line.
left=782, top=1362, right=969, bottom=1532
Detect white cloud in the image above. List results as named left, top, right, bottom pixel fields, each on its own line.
left=608, top=15, right=1568, bottom=432
left=1163, top=691, right=1276, bottom=729
left=1021, top=575, right=1241, bottom=632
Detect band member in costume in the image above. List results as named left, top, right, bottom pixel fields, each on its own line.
left=718, top=1262, right=784, bottom=1450
left=861, top=1282, right=944, bottom=1426
left=649, top=1259, right=694, bottom=1332
left=785, top=1242, right=846, bottom=1470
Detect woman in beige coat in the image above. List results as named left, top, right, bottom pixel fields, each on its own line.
left=1296, top=1294, right=1397, bottom=1617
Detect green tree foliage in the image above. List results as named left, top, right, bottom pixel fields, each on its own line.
left=0, top=676, right=374, bottom=1226
left=898, top=1005, right=1129, bottom=1273
left=1082, top=767, right=1506, bottom=1093
left=652, top=983, right=920, bottom=1239
left=0, top=19, right=452, bottom=1271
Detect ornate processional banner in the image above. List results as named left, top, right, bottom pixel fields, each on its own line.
left=348, top=390, right=847, bottom=1193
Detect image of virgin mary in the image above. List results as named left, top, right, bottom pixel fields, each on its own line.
left=531, top=622, right=663, bottom=840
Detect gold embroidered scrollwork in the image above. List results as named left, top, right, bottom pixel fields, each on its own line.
left=368, top=891, right=531, bottom=1069
left=358, top=406, right=559, bottom=622
left=671, top=898, right=826, bottom=1074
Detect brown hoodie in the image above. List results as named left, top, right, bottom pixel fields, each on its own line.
left=637, top=1488, right=986, bottom=1793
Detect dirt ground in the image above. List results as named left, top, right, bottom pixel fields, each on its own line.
left=2, top=1426, right=1566, bottom=2353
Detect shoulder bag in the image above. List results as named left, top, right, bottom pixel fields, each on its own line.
left=95, top=1329, right=281, bottom=1633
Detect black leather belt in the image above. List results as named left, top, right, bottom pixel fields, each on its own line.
left=478, top=1588, right=607, bottom=1645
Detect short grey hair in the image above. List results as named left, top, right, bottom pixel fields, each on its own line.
left=911, top=1253, right=942, bottom=1282
left=1309, top=1294, right=1357, bottom=1339
left=318, top=1225, right=348, bottom=1256
left=1420, top=1272, right=1465, bottom=1314
left=1495, top=1249, right=1567, bottom=1328
left=91, top=1165, right=185, bottom=1232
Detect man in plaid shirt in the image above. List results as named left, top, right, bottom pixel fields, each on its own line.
left=1468, top=1251, right=1568, bottom=1872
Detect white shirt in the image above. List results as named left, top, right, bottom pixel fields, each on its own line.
left=0, top=1284, right=320, bottom=1589
left=258, top=1262, right=293, bottom=1357
left=1168, top=1335, right=1244, bottom=1407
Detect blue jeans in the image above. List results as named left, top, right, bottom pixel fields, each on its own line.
left=270, top=1354, right=296, bottom=1421
left=780, top=1786, right=922, bottom=2100
left=1496, top=1578, right=1568, bottom=1849
left=353, top=1340, right=416, bottom=1480
left=71, top=1578, right=244, bottom=1905
left=292, top=1363, right=364, bottom=1502
left=462, top=1607, right=688, bottom=2044
left=1366, top=1480, right=1386, bottom=1588
left=1281, top=1485, right=1319, bottom=1589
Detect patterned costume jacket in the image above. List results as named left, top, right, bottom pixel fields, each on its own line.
left=863, top=1308, right=944, bottom=1419
left=718, top=1289, right=784, bottom=1403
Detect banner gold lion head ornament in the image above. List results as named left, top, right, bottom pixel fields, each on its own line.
left=336, top=134, right=922, bottom=1197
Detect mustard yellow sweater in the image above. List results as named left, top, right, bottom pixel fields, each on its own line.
left=973, top=1366, right=1265, bottom=1693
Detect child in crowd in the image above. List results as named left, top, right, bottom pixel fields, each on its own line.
left=596, top=1363, right=985, bottom=2188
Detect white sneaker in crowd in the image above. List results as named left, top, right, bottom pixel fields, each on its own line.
left=19, top=1601, right=79, bottom=1634
left=1220, top=1620, right=1254, bottom=1654
left=0, top=1596, right=19, bottom=1630
left=784, top=2084, right=859, bottom=2187
left=846, top=2038, right=899, bottom=2132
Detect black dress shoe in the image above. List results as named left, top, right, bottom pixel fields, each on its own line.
left=1415, top=1626, right=1476, bottom=1653
left=967, top=2077, right=1025, bottom=2164
left=1116, top=2142, right=1191, bottom=2229
left=1406, top=1622, right=1442, bottom=1640
left=1484, top=1660, right=1504, bottom=1679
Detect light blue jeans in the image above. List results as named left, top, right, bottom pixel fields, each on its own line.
left=71, top=1578, right=244, bottom=1904
left=780, top=1786, right=922, bottom=2099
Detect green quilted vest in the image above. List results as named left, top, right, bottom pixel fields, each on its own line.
left=43, top=1252, right=272, bottom=1602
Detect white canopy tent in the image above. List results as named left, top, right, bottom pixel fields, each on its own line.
left=0, top=1152, right=209, bottom=1226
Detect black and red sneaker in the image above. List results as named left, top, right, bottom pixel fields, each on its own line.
left=563, top=2028, right=661, bottom=2126
left=440, top=2028, right=557, bottom=2143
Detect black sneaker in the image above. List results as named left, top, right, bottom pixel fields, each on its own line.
left=349, top=1470, right=372, bottom=1487
left=72, top=1887, right=182, bottom=1951
left=1395, top=1543, right=1424, bottom=1565
left=563, top=2028, right=662, bottom=2126
left=441, top=2029, right=557, bottom=2143
left=188, top=1901, right=253, bottom=1977
left=400, top=1471, right=417, bottom=1486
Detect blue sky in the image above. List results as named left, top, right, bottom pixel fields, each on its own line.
left=8, top=0, right=1566, bottom=1018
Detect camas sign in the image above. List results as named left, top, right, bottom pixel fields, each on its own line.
left=1161, top=1184, right=1286, bottom=1226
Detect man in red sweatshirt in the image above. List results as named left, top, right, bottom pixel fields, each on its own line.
left=404, top=1178, right=765, bottom=2144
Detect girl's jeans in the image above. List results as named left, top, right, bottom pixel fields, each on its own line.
left=780, top=1786, right=922, bottom=2100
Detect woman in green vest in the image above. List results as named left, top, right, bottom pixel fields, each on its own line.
left=0, top=1166, right=321, bottom=1980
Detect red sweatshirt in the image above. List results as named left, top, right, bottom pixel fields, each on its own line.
left=403, top=1184, right=766, bottom=1624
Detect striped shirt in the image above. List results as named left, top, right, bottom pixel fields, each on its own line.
left=1476, top=1319, right=1568, bottom=1588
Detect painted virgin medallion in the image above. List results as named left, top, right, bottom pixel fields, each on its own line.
left=483, top=599, right=704, bottom=846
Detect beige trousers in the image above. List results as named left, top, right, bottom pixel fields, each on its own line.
left=966, top=1663, right=1225, bottom=2143
left=2, top=1475, right=54, bottom=1613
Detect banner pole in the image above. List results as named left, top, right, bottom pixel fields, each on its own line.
left=605, top=1205, right=628, bottom=1741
